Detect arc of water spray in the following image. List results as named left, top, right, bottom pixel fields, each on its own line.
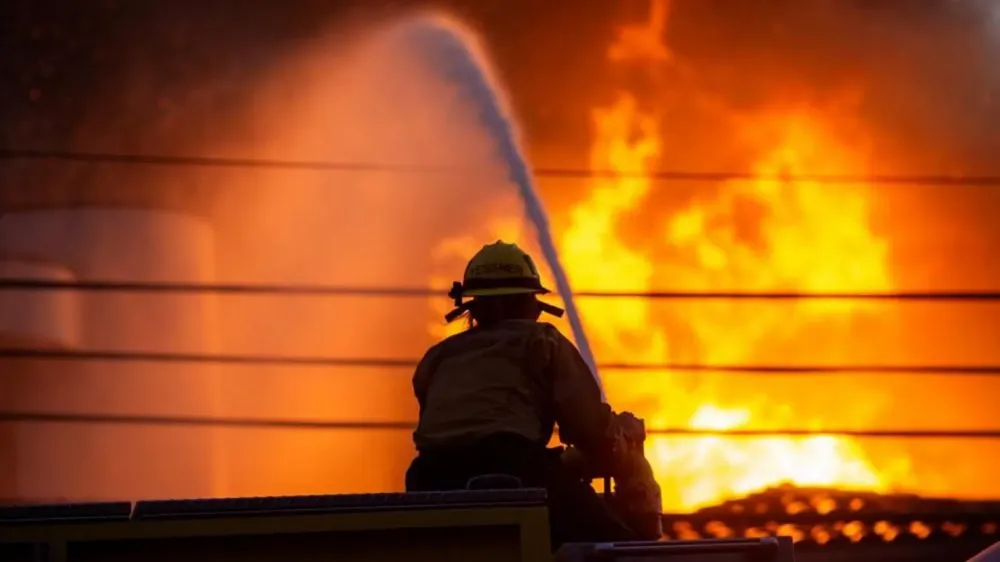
left=409, top=21, right=605, bottom=398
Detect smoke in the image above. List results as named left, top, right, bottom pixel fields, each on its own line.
left=206, top=14, right=549, bottom=496
left=624, top=1, right=996, bottom=173
left=610, top=0, right=1000, bottom=296
left=3, top=6, right=554, bottom=500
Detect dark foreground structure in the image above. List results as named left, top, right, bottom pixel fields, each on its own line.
left=1, top=486, right=997, bottom=562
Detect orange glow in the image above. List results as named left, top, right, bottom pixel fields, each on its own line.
left=428, top=218, right=528, bottom=340
left=574, top=94, right=904, bottom=511
left=565, top=1, right=899, bottom=512
left=429, top=0, right=918, bottom=513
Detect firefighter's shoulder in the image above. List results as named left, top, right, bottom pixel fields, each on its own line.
left=533, top=321, right=574, bottom=345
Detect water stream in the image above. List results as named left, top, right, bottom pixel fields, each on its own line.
left=401, top=19, right=605, bottom=395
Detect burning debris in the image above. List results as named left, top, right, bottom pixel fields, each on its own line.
left=661, top=485, right=1000, bottom=549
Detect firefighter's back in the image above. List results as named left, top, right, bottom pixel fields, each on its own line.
left=413, top=319, right=555, bottom=452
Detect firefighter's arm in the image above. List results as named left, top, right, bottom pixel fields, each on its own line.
left=544, top=326, right=617, bottom=458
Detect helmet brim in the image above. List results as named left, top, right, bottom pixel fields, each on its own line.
left=463, top=286, right=551, bottom=298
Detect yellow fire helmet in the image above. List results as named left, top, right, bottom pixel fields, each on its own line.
left=445, top=240, right=566, bottom=323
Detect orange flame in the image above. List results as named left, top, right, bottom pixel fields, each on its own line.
left=561, top=93, right=897, bottom=512
left=428, top=0, right=914, bottom=512
left=563, top=0, right=901, bottom=512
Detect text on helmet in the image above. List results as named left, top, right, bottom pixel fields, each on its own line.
left=471, top=263, right=526, bottom=277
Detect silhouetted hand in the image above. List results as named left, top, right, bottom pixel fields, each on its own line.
left=613, top=411, right=646, bottom=446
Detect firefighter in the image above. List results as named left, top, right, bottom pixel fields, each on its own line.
left=405, top=240, right=650, bottom=545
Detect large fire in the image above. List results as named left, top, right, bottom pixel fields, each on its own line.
left=429, top=0, right=916, bottom=512
left=568, top=93, right=897, bottom=512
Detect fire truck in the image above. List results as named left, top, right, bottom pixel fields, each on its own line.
left=3, top=490, right=999, bottom=562
left=0, top=487, right=793, bottom=562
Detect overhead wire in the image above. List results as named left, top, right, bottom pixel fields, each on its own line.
left=1, top=411, right=995, bottom=439
left=2, top=278, right=999, bottom=301
left=3, top=347, right=1000, bottom=376
left=4, top=147, right=1000, bottom=186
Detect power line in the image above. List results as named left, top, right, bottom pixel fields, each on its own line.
left=0, top=348, right=417, bottom=369
left=1, top=411, right=996, bottom=439
left=3, top=278, right=999, bottom=301
left=4, top=147, right=1000, bottom=187
left=0, top=411, right=412, bottom=432
left=0, top=278, right=436, bottom=298
left=3, top=348, right=1000, bottom=376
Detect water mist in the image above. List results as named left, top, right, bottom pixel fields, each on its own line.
left=394, top=20, right=603, bottom=393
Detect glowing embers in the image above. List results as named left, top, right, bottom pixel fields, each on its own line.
left=659, top=486, right=1000, bottom=546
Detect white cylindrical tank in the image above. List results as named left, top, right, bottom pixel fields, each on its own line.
left=0, top=260, right=81, bottom=349
left=0, top=260, right=81, bottom=502
left=0, top=207, right=224, bottom=501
